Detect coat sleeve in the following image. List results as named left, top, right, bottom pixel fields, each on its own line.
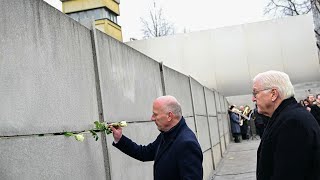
left=177, top=140, right=203, bottom=180
left=230, top=113, right=240, bottom=123
left=113, top=134, right=160, bottom=162
left=271, top=117, right=315, bottom=180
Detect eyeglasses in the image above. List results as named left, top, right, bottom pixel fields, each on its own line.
left=252, top=88, right=272, bottom=98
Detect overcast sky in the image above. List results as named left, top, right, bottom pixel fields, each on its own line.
left=44, top=0, right=271, bottom=42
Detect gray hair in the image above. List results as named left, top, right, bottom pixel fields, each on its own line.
left=157, top=95, right=182, bottom=118
left=253, top=70, right=295, bottom=99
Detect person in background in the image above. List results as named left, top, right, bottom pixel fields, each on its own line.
left=253, top=106, right=269, bottom=139
left=303, top=98, right=312, bottom=112
left=110, top=95, right=203, bottom=180
left=307, top=94, right=316, bottom=105
left=252, top=70, right=320, bottom=180
left=239, top=105, right=250, bottom=140
left=228, top=105, right=241, bottom=143
left=299, top=99, right=304, bottom=107
left=311, top=94, right=320, bottom=126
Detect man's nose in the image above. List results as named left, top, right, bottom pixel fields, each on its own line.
left=252, top=96, right=256, bottom=102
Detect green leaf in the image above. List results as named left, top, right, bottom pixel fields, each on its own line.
left=89, top=130, right=97, bottom=136
left=94, top=121, right=106, bottom=130
left=105, top=127, right=112, bottom=134
left=64, top=132, right=74, bottom=137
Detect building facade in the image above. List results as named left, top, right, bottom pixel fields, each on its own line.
left=61, top=0, right=122, bottom=41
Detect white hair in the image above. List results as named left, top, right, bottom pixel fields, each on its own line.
left=253, top=70, right=295, bottom=99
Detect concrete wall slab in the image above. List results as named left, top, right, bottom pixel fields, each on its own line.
left=215, top=92, right=222, bottom=113
left=218, top=114, right=224, bottom=137
left=0, top=0, right=99, bottom=136
left=95, top=30, right=163, bottom=122
left=208, top=117, right=220, bottom=146
left=225, top=132, right=230, bottom=146
left=190, top=78, right=207, bottom=115
left=0, top=135, right=106, bottom=180
left=220, top=137, right=226, bottom=154
left=219, top=96, right=227, bottom=113
left=162, top=65, right=193, bottom=117
left=203, top=150, right=214, bottom=180
left=106, top=121, right=158, bottom=180
left=204, top=88, right=217, bottom=117
left=212, top=144, right=222, bottom=169
left=185, top=116, right=196, bottom=135
left=195, top=116, right=211, bottom=151
left=222, top=114, right=230, bottom=134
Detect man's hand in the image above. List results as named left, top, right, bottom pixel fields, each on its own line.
left=110, top=125, right=123, bottom=143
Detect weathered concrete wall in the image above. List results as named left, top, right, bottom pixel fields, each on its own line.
left=0, top=0, right=230, bottom=180
left=0, top=135, right=106, bottom=180
left=95, top=29, right=163, bottom=180
left=190, top=78, right=214, bottom=178
left=162, top=65, right=194, bottom=117
left=0, top=0, right=105, bottom=179
left=162, top=66, right=230, bottom=178
left=95, top=30, right=163, bottom=122
left=0, top=0, right=98, bottom=136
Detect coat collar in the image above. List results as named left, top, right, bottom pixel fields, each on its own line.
left=262, top=97, right=296, bottom=140
left=270, top=97, right=296, bottom=121
left=161, top=116, right=185, bottom=140
left=154, top=117, right=186, bottom=163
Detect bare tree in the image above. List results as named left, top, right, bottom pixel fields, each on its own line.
left=264, top=0, right=313, bottom=16
left=265, top=0, right=320, bottom=57
left=140, top=2, right=175, bottom=39
left=311, top=0, right=320, bottom=52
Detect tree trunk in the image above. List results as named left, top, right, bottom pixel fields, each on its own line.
left=311, top=0, right=320, bottom=62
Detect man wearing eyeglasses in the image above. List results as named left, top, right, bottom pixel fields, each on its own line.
left=253, top=70, right=320, bottom=180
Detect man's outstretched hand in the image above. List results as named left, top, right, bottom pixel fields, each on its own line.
left=110, top=125, right=122, bottom=143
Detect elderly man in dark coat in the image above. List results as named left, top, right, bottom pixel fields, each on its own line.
left=110, top=95, right=203, bottom=180
left=252, top=70, right=320, bottom=180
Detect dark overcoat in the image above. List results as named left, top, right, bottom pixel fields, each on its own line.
left=257, top=97, right=320, bottom=180
left=229, top=111, right=241, bottom=134
left=311, top=104, right=320, bottom=126
left=113, top=117, right=203, bottom=180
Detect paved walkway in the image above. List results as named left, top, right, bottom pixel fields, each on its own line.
left=211, top=139, right=261, bottom=180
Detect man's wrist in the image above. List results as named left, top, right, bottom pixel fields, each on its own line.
left=113, top=135, right=122, bottom=144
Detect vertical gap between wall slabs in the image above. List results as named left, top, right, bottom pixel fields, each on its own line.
left=203, top=87, right=216, bottom=170
left=90, top=26, right=111, bottom=180
left=159, top=62, right=166, bottom=95
left=189, top=76, right=198, bottom=138
left=221, top=97, right=227, bottom=151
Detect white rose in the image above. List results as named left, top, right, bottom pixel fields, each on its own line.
left=119, top=121, right=127, bottom=127
left=75, top=134, right=85, bottom=142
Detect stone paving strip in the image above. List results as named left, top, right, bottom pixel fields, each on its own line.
left=210, top=139, right=261, bottom=180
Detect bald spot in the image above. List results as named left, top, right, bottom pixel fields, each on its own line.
left=154, top=95, right=182, bottom=119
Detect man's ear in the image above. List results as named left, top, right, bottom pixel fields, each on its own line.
left=271, top=89, right=278, bottom=102
left=168, top=112, right=174, bottom=121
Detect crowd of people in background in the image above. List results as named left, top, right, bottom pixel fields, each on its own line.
left=228, top=104, right=269, bottom=143
left=299, top=93, right=320, bottom=126
left=228, top=93, right=320, bottom=143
